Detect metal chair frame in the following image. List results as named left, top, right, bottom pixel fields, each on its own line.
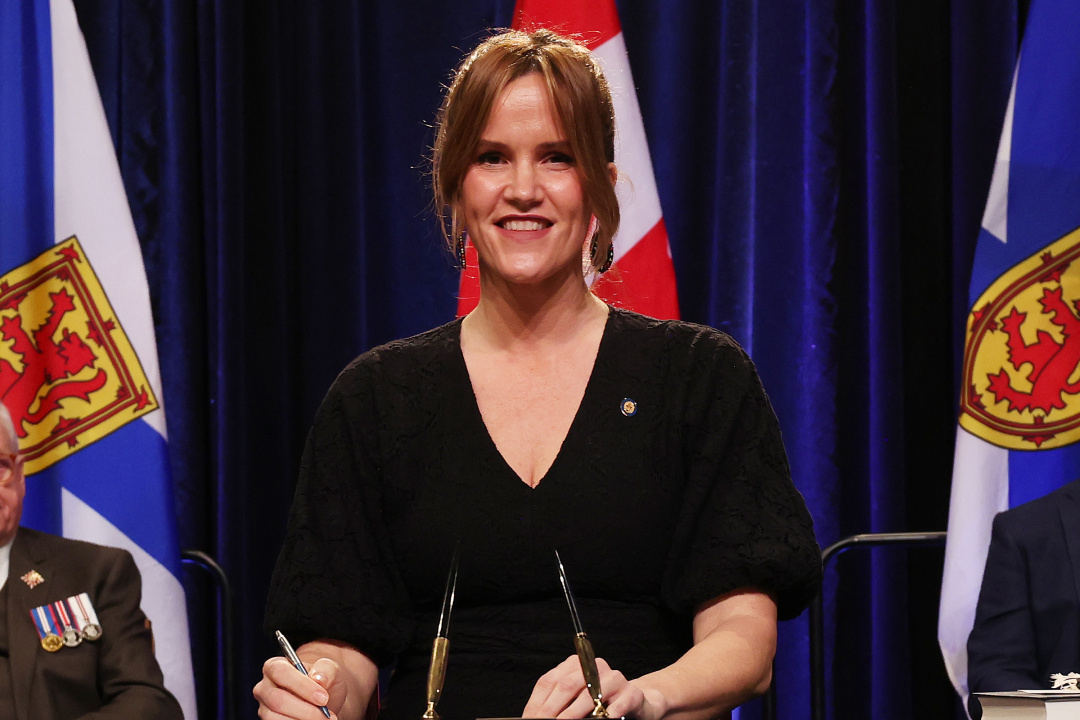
left=808, top=531, right=947, bottom=720
left=181, top=549, right=235, bottom=720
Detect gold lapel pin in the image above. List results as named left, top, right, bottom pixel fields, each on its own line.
left=20, top=570, right=45, bottom=589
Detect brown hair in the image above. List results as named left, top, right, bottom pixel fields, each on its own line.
left=432, top=29, right=619, bottom=273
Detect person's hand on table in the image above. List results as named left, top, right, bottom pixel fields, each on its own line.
left=523, top=655, right=666, bottom=720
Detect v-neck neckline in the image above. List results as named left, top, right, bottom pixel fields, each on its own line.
left=455, top=307, right=616, bottom=491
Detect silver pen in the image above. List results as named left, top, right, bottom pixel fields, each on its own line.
left=275, top=630, right=332, bottom=718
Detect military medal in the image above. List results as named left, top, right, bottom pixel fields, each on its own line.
left=71, top=592, right=103, bottom=641
left=62, top=626, right=81, bottom=647
left=54, top=599, right=83, bottom=647
left=30, top=594, right=102, bottom=651
left=30, top=606, right=64, bottom=652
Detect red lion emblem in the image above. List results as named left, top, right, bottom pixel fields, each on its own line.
left=0, top=237, right=158, bottom=472
left=0, top=288, right=107, bottom=437
left=985, top=286, right=1080, bottom=415
left=961, top=229, right=1080, bottom=450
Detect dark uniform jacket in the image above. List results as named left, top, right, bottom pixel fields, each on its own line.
left=0, top=527, right=182, bottom=720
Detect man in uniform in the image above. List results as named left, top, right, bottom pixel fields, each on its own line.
left=0, top=402, right=182, bottom=720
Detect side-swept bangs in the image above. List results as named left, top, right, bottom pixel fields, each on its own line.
left=432, top=29, right=619, bottom=273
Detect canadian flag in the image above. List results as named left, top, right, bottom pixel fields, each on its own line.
left=456, top=0, right=680, bottom=320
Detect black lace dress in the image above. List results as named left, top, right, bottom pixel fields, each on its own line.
left=265, top=307, right=821, bottom=720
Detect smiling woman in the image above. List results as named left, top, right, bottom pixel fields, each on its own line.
left=457, top=71, right=611, bottom=489
left=460, top=73, right=593, bottom=292
left=433, top=29, right=619, bottom=279
left=256, top=28, right=821, bottom=720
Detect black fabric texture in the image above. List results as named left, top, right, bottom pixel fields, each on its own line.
left=265, top=307, right=821, bottom=720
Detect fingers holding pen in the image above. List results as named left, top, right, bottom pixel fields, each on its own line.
left=603, top=679, right=657, bottom=720
left=523, top=655, right=589, bottom=718
left=524, top=655, right=637, bottom=720
left=309, top=657, right=347, bottom=714
left=255, top=655, right=340, bottom=720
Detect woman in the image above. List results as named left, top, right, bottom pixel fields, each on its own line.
left=255, top=29, right=820, bottom=720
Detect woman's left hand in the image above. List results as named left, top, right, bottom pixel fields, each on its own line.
left=522, top=655, right=666, bottom=720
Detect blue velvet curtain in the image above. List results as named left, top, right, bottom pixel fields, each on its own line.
left=71, top=1, right=1023, bottom=718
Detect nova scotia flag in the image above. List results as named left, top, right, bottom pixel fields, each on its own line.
left=939, top=0, right=1080, bottom=709
left=0, top=0, right=196, bottom=716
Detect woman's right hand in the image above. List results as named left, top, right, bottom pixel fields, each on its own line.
left=255, top=655, right=344, bottom=719
left=255, top=640, right=379, bottom=720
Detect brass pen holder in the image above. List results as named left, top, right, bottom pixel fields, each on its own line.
left=422, top=635, right=450, bottom=719
left=574, top=633, right=609, bottom=718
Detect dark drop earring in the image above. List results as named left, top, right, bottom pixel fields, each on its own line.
left=599, top=242, right=614, bottom=274
left=456, top=233, right=467, bottom=269
left=586, top=215, right=607, bottom=271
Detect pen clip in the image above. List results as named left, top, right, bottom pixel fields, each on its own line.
left=275, top=630, right=304, bottom=669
